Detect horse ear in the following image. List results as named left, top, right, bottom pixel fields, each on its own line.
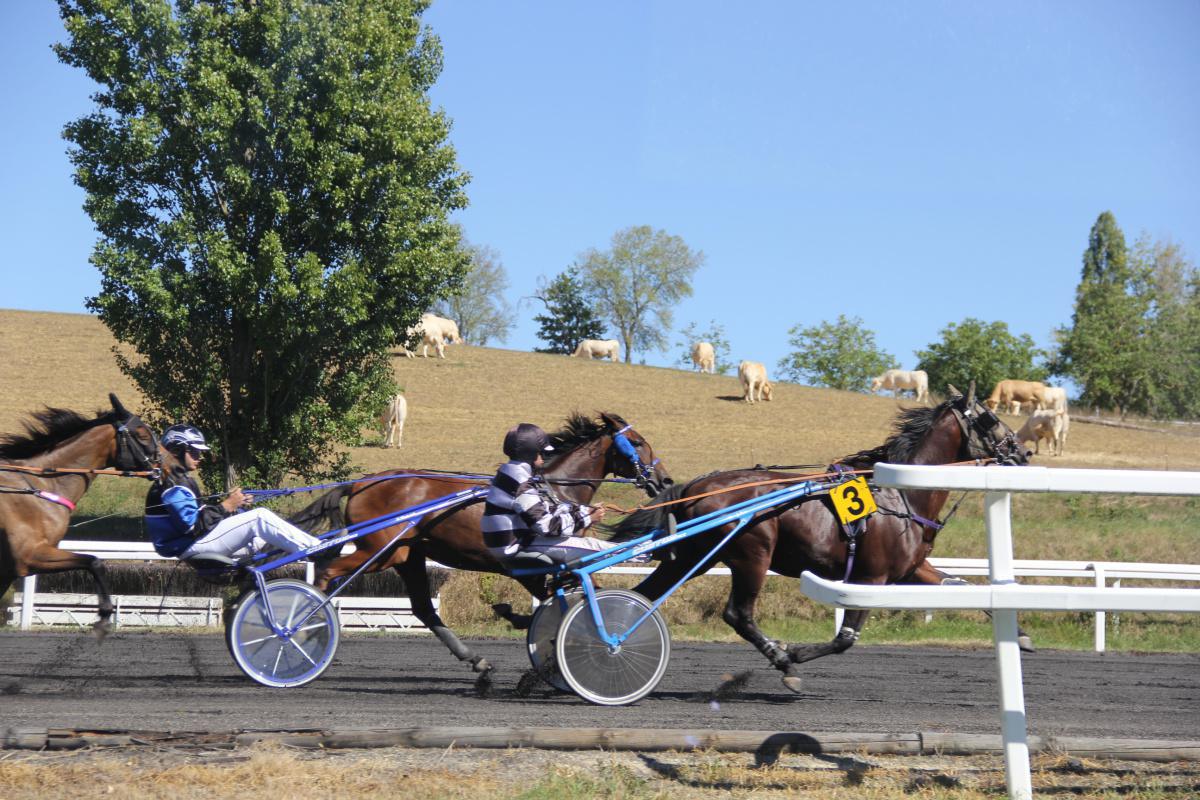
left=597, top=411, right=619, bottom=430
left=109, top=393, right=130, bottom=418
left=946, top=384, right=962, bottom=399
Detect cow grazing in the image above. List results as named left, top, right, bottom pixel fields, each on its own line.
left=571, top=339, right=620, bottom=361
left=1043, top=386, right=1069, bottom=413
left=869, top=369, right=930, bottom=403
left=738, top=360, right=773, bottom=404
left=380, top=393, right=408, bottom=448
left=985, top=379, right=1048, bottom=415
left=1016, top=408, right=1068, bottom=456
left=403, top=313, right=464, bottom=359
left=691, top=341, right=716, bottom=374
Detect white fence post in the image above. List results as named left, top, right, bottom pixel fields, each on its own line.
left=984, top=490, right=1032, bottom=800
left=1093, top=564, right=1106, bottom=653
left=20, top=575, right=37, bottom=630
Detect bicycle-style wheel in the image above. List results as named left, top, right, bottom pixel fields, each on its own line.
left=525, top=589, right=582, bottom=691
left=227, top=579, right=340, bottom=688
left=555, top=588, right=670, bottom=706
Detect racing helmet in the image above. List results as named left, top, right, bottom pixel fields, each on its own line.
left=161, top=424, right=210, bottom=454
left=502, top=423, right=553, bottom=464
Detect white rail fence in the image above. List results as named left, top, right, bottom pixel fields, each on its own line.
left=10, top=541, right=1200, bottom=651
left=800, top=464, right=1200, bottom=800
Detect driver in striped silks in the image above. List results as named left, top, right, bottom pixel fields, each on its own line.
left=481, top=423, right=611, bottom=566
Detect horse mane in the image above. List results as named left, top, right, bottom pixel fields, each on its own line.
left=837, top=400, right=953, bottom=468
left=546, top=411, right=627, bottom=455
left=0, top=406, right=120, bottom=460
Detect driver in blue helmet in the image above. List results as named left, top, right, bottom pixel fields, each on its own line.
left=145, top=424, right=321, bottom=561
left=481, top=422, right=612, bottom=565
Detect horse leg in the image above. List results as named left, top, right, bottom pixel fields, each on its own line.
left=786, top=608, right=870, bottom=666
left=25, top=543, right=114, bottom=637
left=312, top=548, right=375, bottom=592
left=715, top=562, right=810, bottom=693
left=396, top=556, right=492, bottom=675
left=905, top=559, right=1035, bottom=652
left=490, top=575, right=550, bottom=631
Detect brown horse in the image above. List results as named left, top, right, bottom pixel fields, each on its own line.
left=289, top=411, right=671, bottom=675
left=610, top=389, right=1029, bottom=692
left=0, top=394, right=160, bottom=633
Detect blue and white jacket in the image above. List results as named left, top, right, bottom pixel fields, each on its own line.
left=144, top=470, right=230, bottom=557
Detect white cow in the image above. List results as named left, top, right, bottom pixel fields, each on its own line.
left=691, top=341, right=716, bottom=374
left=403, top=313, right=463, bottom=359
left=380, top=393, right=407, bottom=448
left=571, top=339, right=620, bottom=361
left=1042, top=386, right=1069, bottom=413
left=738, top=360, right=773, bottom=404
left=869, top=369, right=929, bottom=403
left=1016, top=408, right=1069, bottom=457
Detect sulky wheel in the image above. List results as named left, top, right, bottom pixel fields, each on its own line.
left=227, top=578, right=340, bottom=688
left=555, top=588, right=670, bottom=706
left=525, top=589, right=583, bottom=691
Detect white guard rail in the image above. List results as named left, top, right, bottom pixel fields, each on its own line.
left=800, top=464, right=1200, bottom=800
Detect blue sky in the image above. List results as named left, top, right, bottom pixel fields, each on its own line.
left=3, top=1, right=1198, bottom=380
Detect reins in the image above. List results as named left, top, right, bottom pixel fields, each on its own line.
left=597, top=458, right=998, bottom=516
left=0, top=464, right=159, bottom=479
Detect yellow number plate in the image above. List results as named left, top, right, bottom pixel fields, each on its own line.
left=829, top=477, right=877, bottom=524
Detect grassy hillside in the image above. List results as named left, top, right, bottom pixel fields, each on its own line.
left=4, top=308, right=1198, bottom=477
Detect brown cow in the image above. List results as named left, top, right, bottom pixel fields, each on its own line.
left=984, top=380, right=1047, bottom=415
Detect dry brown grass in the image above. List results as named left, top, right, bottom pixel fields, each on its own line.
left=4, top=309, right=1197, bottom=480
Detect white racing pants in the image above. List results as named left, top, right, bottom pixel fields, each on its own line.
left=179, top=507, right=321, bottom=561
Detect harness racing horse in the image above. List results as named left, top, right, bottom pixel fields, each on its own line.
left=611, top=389, right=1029, bottom=693
left=289, top=412, right=671, bottom=676
left=0, top=394, right=160, bottom=634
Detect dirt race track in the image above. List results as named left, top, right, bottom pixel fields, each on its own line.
left=2, top=631, right=1197, bottom=741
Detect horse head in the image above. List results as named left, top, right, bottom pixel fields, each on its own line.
left=108, top=393, right=161, bottom=475
left=946, top=384, right=1029, bottom=466
left=598, top=412, right=672, bottom=497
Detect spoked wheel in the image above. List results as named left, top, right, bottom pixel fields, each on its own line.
left=555, top=588, right=670, bottom=706
left=525, top=589, right=583, bottom=691
left=227, top=579, right=340, bottom=688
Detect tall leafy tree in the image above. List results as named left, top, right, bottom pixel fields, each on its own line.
left=579, top=226, right=704, bottom=363
left=674, top=320, right=734, bottom=375
left=531, top=266, right=606, bottom=354
left=432, top=240, right=514, bottom=346
left=777, top=315, right=898, bottom=391
left=57, top=0, right=470, bottom=486
left=1053, top=212, right=1152, bottom=415
left=1135, top=235, right=1200, bottom=418
left=916, top=318, right=1047, bottom=398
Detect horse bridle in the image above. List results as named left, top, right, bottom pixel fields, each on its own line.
left=952, top=397, right=1026, bottom=465
left=115, top=414, right=162, bottom=477
left=611, top=424, right=666, bottom=496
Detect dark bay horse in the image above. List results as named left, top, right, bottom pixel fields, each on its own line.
left=611, top=390, right=1029, bottom=692
left=289, top=412, right=671, bottom=675
left=0, top=394, right=159, bottom=633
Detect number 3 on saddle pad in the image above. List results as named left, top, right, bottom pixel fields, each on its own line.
left=829, top=477, right=877, bottom=524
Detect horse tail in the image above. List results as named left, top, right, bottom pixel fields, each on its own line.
left=605, top=483, right=688, bottom=542
left=287, top=485, right=349, bottom=534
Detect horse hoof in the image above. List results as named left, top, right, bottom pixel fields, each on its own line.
left=1018, top=635, right=1036, bottom=653
left=92, top=619, right=111, bottom=641
left=781, top=675, right=803, bottom=693
left=491, top=603, right=513, bottom=621
left=472, top=657, right=492, bottom=674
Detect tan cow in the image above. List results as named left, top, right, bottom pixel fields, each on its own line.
left=985, top=380, right=1048, bottom=415
left=380, top=393, right=407, bottom=448
left=738, top=360, right=773, bottom=404
left=571, top=339, right=620, bottom=361
left=1016, top=408, right=1068, bottom=456
left=869, top=369, right=929, bottom=403
left=691, top=341, right=716, bottom=374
